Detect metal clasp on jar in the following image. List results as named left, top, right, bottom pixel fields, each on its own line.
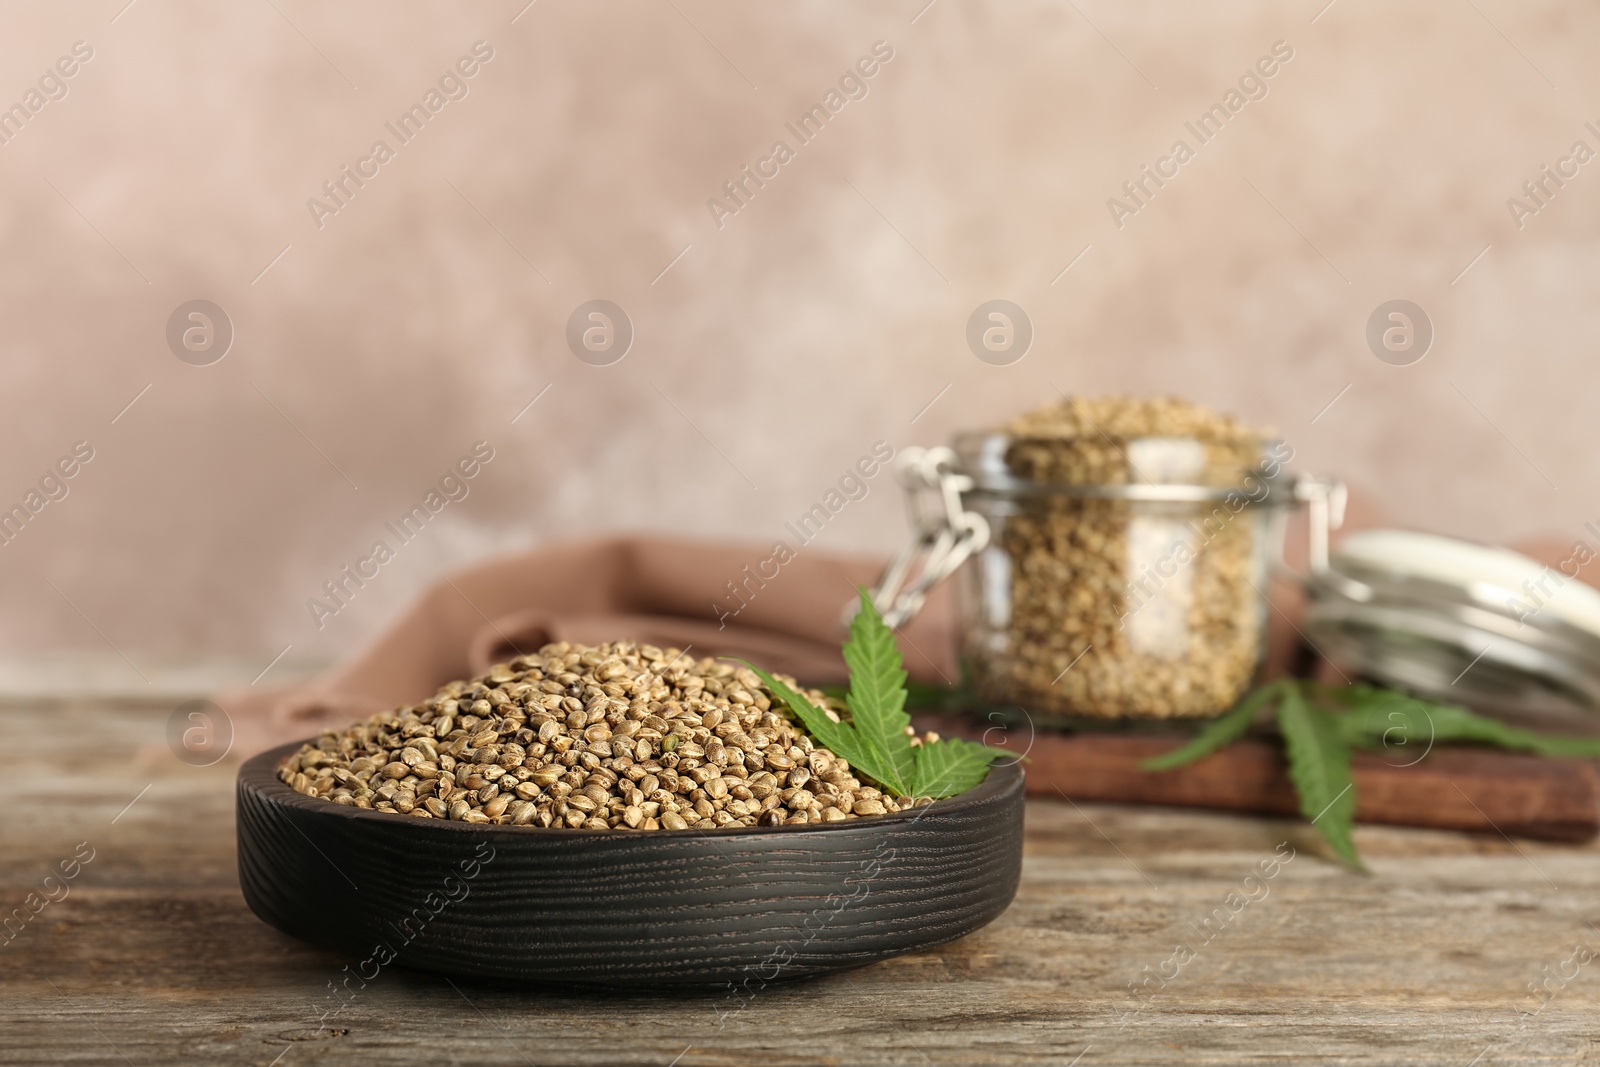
left=845, top=447, right=991, bottom=630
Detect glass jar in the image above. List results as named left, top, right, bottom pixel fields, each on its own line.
left=867, top=433, right=1341, bottom=722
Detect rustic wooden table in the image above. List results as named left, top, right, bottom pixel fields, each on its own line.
left=7, top=692, right=1600, bottom=1066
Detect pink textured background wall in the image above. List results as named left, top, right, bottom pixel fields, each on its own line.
left=1, top=0, right=1596, bottom=672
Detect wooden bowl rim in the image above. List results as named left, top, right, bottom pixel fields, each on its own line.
left=240, top=739, right=1023, bottom=840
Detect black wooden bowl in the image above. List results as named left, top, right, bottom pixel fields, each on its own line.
left=237, top=740, right=1023, bottom=988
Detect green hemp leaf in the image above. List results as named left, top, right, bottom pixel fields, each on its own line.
left=1143, top=678, right=1600, bottom=868
left=746, top=589, right=1011, bottom=800
left=1277, top=683, right=1362, bottom=871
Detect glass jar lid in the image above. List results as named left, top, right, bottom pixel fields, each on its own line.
left=1304, top=529, right=1600, bottom=727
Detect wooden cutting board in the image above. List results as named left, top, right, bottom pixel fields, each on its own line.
left=913, top=712, right=1600, bottom=842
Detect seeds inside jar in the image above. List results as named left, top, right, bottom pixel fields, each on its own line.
left=964, top=395, right=1279, bottom=719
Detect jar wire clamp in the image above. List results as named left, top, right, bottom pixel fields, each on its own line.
left=849, top=446, right=990, bottom=630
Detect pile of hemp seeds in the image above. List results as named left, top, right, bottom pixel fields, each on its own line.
left=277, top=642, right=931, bottom=830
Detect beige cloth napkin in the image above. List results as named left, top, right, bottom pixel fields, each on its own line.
left=222, top=536, right=960, bottom=757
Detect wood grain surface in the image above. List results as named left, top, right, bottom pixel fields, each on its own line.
left=914, top=713, right=1600, bottom=842
left=8, top=692, right=1600, bottom=1065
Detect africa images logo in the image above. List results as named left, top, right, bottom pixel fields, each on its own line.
left=1105, top=40, right=1295, bottom=229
